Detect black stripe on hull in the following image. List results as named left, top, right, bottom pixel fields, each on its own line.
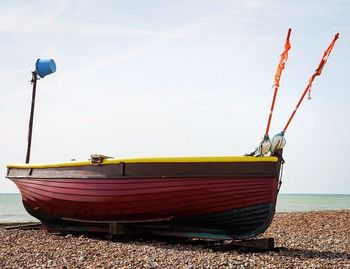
left=29, top=203, right=275, bottom=240
left=172, top=204, right=275, bottom=239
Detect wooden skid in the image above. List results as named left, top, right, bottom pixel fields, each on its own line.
left=210, top=238, right=275, bottom=251
left=3, top=222, right=41, bottom=230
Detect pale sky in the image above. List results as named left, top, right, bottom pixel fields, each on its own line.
left=1, top=0, right=349, bottom=194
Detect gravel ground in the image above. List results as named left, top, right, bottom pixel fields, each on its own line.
left=0, top=211, right=349, bottom=269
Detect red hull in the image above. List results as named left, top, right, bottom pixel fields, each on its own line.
left=14, top=177, right=278, bottom=221
left=7, top=154, right=283, bottom=239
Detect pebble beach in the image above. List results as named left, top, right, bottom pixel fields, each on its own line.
left=0, top=211, right=349, bottom=269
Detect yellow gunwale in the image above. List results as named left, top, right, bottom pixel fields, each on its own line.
left=7, top=156, right=278, bottom=169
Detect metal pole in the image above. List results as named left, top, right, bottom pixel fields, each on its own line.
left=25, top=71, right=38, bottom=163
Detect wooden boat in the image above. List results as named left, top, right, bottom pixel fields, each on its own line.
left=6, top=151, right=284, bottom=239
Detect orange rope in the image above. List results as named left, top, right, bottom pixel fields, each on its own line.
left=283, top=33, right=339, bottom=134
left=274, top=29, right=292, bottom=88
left=265, top=28, right=292, bottom=137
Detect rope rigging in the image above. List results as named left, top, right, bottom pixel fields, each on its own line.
left=248, top=31, right=339, bottom=157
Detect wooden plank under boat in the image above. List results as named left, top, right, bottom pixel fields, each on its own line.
left=6, top=151, right=284, bottom=240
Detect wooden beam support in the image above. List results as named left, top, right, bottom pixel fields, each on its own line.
left=210, top=238, right=275, bottom=252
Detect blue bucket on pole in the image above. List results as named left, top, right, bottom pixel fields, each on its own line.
left=35, top=59, right=56, bottom=78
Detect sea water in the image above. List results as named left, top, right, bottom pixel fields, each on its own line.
left=0, top=193, right=37, bottom=223
left=0, top=193, right=349, bottom=223
left=276, top=193, right=350, bottom=212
